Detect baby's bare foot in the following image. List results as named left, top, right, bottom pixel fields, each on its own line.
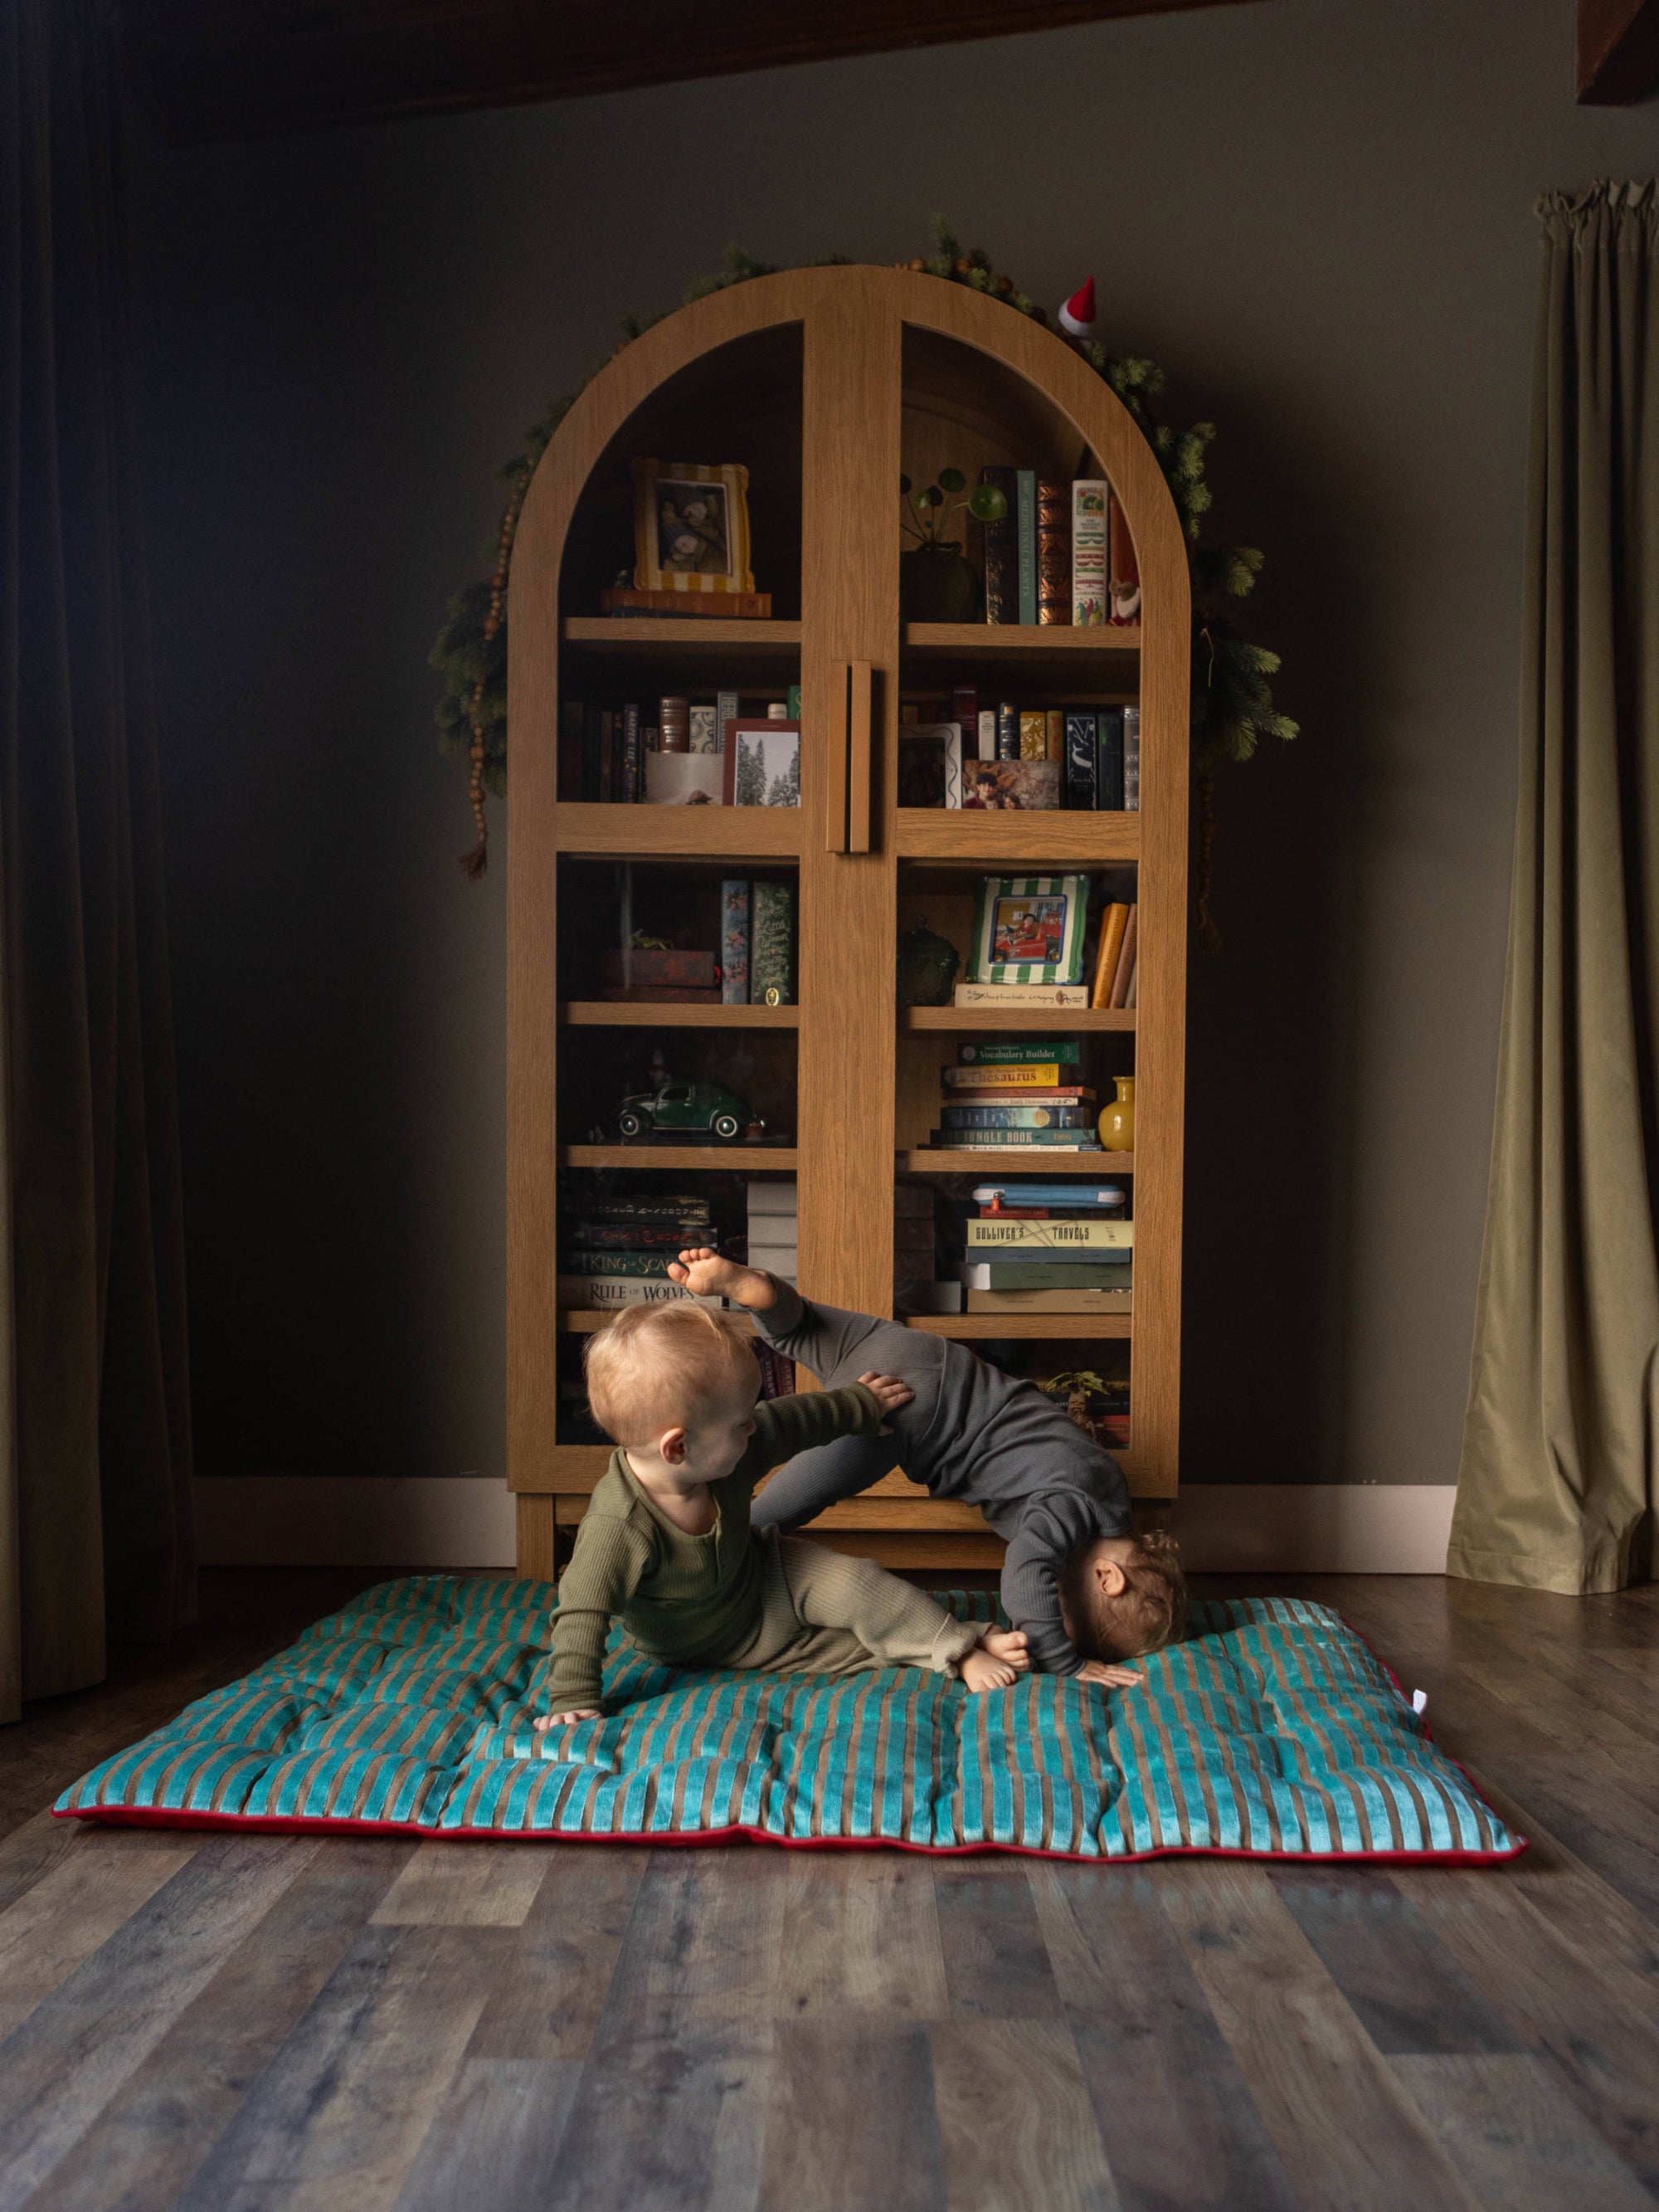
left=960, top=1648, right=1018, bottom=1694
left=666, top=1247, right=776, bottom=1307
left=980, top=1627, right=1030, bottom=1671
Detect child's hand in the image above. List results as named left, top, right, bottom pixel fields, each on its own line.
left=533, top=1708, right=601, bottom=1730
left=1074, top=1659, right=1143, bottom=1689
left=858, top=1371, right=914, bottom=1431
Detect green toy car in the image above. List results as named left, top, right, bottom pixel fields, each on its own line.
left=615, top=1079, right=755, bottom=1143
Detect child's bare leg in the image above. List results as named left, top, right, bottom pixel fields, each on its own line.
left=667, top=1248, right=776, bottom=1307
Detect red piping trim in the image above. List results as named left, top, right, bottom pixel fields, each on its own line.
left=51, top=1803, right=1526, bottom=1864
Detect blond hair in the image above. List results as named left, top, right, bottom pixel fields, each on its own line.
left=1072, top=1530, right=1187, bottom=1661
left=582, top=1301, right=758, bottom=1445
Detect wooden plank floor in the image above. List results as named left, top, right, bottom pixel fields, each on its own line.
left=0, top=1567, right=1656, bottom=2211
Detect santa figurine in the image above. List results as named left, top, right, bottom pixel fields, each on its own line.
left=1058, top=277, right=1097, bottom=342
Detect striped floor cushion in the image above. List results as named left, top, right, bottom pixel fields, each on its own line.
left=55, top=1580, right=1521, bottom=1861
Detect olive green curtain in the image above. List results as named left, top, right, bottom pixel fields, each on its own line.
left=1, top=0, right=195, bottom=1718
left=1450, top=182, right=1659, bottom=1596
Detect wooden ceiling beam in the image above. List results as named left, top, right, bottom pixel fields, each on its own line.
left=1577, top=0, right=1659, bottom=101
left=119, top=0, right=1270, bottom=142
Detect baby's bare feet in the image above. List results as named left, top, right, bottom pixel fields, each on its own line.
left=667, top=1247, right=776, bottom=1308
left=960, top=1647, right=1018, bottom=1694
left=980, top=1626, right=1030, bottom=1672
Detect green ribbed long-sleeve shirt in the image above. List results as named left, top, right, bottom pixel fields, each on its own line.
left=545, top=1381, right=883, bottom=1712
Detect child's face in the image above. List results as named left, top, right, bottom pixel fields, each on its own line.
left=674, top=1375, right=761, bottom=1485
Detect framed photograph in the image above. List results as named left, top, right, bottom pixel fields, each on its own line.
left=723, top=720, right=800, bottom=808
left=968, top=875, right=1090, bottom=986
left=632, top=460, right=754, bottom=596
left=961, top=760, right=1061, bottom=811
left=897, top=723, right=964, bottom=808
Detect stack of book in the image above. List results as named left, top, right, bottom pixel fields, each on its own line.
left=975, top=470, right=1140, bottom=628
left=928, top=1041, right=1102, bottom=1154
left=895, top=702, right=1139, bottom=813
left=893, top=1182, right=961, bottom=1313
left=746, top=1177, right=797, bottom=1285
left=961, top=1181, right=1133, bottom=1313
left=1090, top=901, right=1138, bottom=1010
left=558, top=1191, right=721, bottom=1310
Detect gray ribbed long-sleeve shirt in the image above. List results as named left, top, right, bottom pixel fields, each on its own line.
left=753, top=1285, right=1129, bottom=1676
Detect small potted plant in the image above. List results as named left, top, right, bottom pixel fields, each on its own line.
left=898, top=468, right=1006, bottom=622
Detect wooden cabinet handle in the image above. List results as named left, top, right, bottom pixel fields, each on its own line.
left=846, top=660, right=873, bottom=854
left=826, top=661, right=873, bottom=855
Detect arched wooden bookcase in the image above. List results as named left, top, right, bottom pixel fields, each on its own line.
left=506, top=266, right=1190, bottom=1579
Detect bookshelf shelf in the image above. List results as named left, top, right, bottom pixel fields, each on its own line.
left=899, top=1149, right=1135, bottom=1176
left=561, top=617, right=802, bottom=656
left=553, top=803, right=803, bottom=859
left=559, top=1145, right=800, bottom=1172
left=895, top=812, right=1141, bottom=864
left=510, top=267, right=1187, bottom=1576
left=562, top=1001, right=801, bottom=1029
left=900, top=1006, right=1134, bottom=1032
left=904, top=621, right=1141, bottom=660
left=906, top=1313, right=1133, bottom=1340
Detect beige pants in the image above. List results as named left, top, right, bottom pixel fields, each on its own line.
left=720, top=1531, right=981, bottom=1679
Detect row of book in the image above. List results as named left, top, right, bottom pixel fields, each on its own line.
left=978, top=472, right=1141, bottom=629
left=927, top=1040, right=1105, bottom=1155
left=961, top=1177, right=1132, bottom=1313
left=557, top=693, right=800, bottom=807
left=557, top=1189, right=722, bottom=1310
left=1090, top=902, right=1138, bottom=1011
left=897, top=701, right=1140, bottom=812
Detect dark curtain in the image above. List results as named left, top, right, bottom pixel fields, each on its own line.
left=1451, top=182, right=1659, bottom=1595
left=1, top=0, right=194, bottom=1716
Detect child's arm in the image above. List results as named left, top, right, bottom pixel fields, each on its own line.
left=746, top=1376, right=894, bottom=1488
left=538, top=1510, right=655, bottom=1722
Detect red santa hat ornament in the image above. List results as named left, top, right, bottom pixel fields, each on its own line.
left=1058, top=277, right=1097, bottom=339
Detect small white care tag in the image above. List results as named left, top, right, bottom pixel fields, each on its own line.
left=1411, top=1688, right=1428, bottom=1716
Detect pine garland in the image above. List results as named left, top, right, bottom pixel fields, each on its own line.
left=431, top=218, right=1297, bottom=903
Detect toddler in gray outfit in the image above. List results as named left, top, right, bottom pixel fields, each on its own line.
left=667, top=1253, right=1186, bottom=1681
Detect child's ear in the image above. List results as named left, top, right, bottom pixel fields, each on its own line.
left=1094, top=1555, right=1128, bottom=1599
left=659, top=1425, right=689, bottom=1465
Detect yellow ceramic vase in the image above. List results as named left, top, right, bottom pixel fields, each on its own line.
left=1098, top=1074, right=1136, bottom=1153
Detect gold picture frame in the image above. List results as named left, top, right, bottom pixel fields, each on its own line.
left=632, top=460, right=754, bottom=596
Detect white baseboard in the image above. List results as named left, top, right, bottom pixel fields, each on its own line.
left=193, top=1478, right=1456, bottom=1576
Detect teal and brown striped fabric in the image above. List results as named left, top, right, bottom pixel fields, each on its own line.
left=55, top=1579, right=1521, bottom=1859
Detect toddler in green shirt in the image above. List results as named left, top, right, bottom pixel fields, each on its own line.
left=535, top=1300, right=1030, bottom=1725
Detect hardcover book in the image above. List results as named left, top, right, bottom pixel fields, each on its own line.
left=1071, top=480, right=1109, bottom=626
left=971, top=1182, right=1126, bottom=1209
left=750, top=881, right=795, bottom=1005
left=1108, top=905, right=1139, bottom=1009
left=621, top=702, right=642, bottom=801
left=689, top=704, right=718, bottom=754
left=572, top=1196, right=713, bottom=1223
left=1097, top=709, right=1126, bottom=811
left=966, top=1219, right=1134, bottom=1248
left=966, top=1288, right=1132, bottom=1313
left=566, top=1220, right=715, bottom=1250
left=940, top=1105, right=1094, bottom=1130
left=1124, top=706, right=1141, bottom=811
left=961, top=1259, right=1132, bottom=1290
left=951, top=686, right=977, bottom=753
left=1019, top=711, right=1047, bottom=762
left=928, top=1130, right=1102, bottom=1149
left=1065, top=711, right=1097, bottom=811
left=721, top=879, right=750, bottom=1005
left=958, top=1040, right=1082, bottom=1065
left=979, top=466, right=1017, bottom=624
left=975, top=708, right=996, bottom=762
left=995, top=704, right=1020, bottom=762
left=1037, top=480, right=1071, bottom=625
left=1016, top=470, right=1038, bottom=626
left=1091, top=903, right=1130, bottom=1010
left=560, top=1250, right=679, bottom=1278
left=943, top=1062, right=1081, bottom=1088
left=557, top=1276, right=722, bottom=1310
left=717, top=689, right=740, bottom=753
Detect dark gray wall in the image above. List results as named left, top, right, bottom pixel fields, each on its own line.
left=131, top=0, right=1658, bottom=1490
